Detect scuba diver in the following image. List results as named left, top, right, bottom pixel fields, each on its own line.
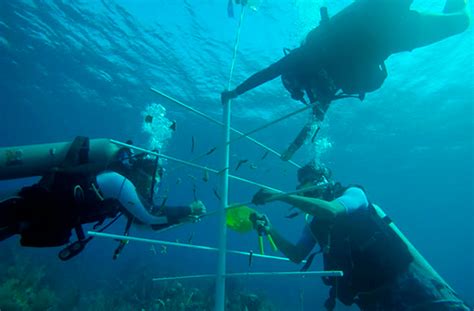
left=250, top=161, right=471, bottom=310
left=0, top=136, right=206, bottom=260
left=221, top=0, right=471, bottom=161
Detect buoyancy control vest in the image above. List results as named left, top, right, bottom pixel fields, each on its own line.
left=1, top=137, right=122, bottom=247
left=16, top=171, right=120, bottom=247
left=310, top=203, right=414, bottom=308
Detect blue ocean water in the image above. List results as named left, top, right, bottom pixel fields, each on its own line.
left=0, top=0, right=472, bottom=310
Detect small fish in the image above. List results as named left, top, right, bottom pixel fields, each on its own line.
left=203, top=169, right=209, bottom=182
left=261, top=150, right=269, bottom=160
left=235, top=159, right=248, bottom=171
left=191, top=136, right=195, bottom=153
left=170, top=120, right=177, bottom=131
left=176, top=178, right=182, bottom=184
left=150, top=245, right=157, bottom=255
left=206, top=147, right=216, bottom=155
left=145, top=115, right=153, bottom=124
left=188, top=174, right=197, bottom=181
left=188, top=232, right=195, bottom=244
left=285, top=212, right=300, bottom=219
left=248, top=250, right=253, bottom=267
left=213, top=188, right=221, bottom=201
left=217, top=167, right=228, bottom=175
left=250, top=163, right=258, bottom=170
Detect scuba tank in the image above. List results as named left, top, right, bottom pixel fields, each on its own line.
left=0, top=138, right=122, bottom=180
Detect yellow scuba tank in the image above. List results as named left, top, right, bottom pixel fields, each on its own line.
left=0, top=138, right=121, bottom=180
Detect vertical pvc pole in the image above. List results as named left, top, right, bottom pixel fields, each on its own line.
left=215, top=100, right=231, bottom=311
left=216, top=5, right=245, bottom=310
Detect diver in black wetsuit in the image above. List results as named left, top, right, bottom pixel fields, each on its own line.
left=221, top=0, right=470, bottom=161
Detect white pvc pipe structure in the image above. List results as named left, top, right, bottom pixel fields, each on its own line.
left=205, top=183, right=329, bottom=218
left=150, top=87, right=302, bottom=169
left=216, top=84, right=231, bottom=311
left=109, top=139, right=282, bottom=192
left=226, top=105, right=310, bottom=146
left=152, top=271, right=343, bottom=282
left=108, top=123, right=339, bottom=308
left=163, top=102, right=309, bottom=171
left=108, top=138, right=339, bottom=308
left=216, top=4, right=246, bottom=309
left=88, top=231, right=292, bottom=262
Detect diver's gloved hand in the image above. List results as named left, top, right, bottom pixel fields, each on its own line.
left=252, top=188, right=278, bottom=205
left=182, top=200, right=206, bottom=223
left=221, top=89, right=238, bottom=105
left=189, top=200, right=206, bottom=216
left=249, top=212, right=271, bottom=235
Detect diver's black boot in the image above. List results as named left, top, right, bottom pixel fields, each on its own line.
left=443, top=0, right=467, bottom=13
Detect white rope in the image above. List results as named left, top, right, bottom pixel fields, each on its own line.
left=227, top=4, right=246, bottom=88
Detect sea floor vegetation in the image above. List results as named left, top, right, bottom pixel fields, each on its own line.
left=0, top=250, right=277, bottom=311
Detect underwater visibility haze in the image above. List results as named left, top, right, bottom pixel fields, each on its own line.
left=0, top=0, right=473, bottom=310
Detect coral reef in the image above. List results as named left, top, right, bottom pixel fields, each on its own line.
left=0, top=254, right=59, bottom=311
left=150, top=280, right=275, bottom=311
left=0, top=251, right=278, bottom=310
left=154, top=281, right=208, bottom=311
left=226, top=286, right=275, bottom=311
